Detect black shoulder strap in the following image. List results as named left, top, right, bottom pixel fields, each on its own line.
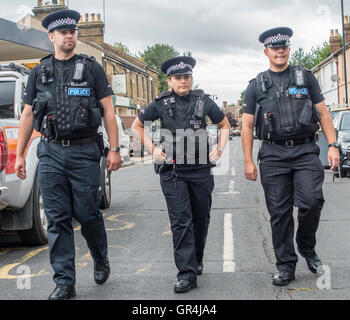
left=155, top=91, right=173, bottom=101
left=40, top=54, right=54, bottom=62
left=191, top=89, right=205, bottom=96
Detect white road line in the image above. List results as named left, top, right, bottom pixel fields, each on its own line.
left=223, top=213, right=235, bottom=272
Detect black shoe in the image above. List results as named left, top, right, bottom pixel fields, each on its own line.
left=272, top=271, right=295, bottom=286
left=197, top=263, right=204, bottom=275
left=174, top=280, right=197, bottom=293
left=48, top=285, right=76, bottom=300
left=94, top=258, right=110, bottom=284
left=297, top=247, right=323, bottom=274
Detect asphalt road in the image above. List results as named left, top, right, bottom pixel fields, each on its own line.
left=1, top=138, right=350, bottom=300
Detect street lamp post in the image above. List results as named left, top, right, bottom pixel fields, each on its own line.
left=341, top=0, right=349, bottom=106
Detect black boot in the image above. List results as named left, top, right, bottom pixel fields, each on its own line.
left=272, top=271, right=295, bottom=286
left=197, top=263, right=204, bottom=275
left=48, top=285, right=76, bottom=300
left=297, top=247, right=323, bottom=274
left=94, top=257, right=110, bottom=284
left=174, top=280, right=197, bottom=293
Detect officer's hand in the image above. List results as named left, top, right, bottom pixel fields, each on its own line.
left=244, top=160, right=258, bottom=181
left=107, top=151, right=121, bottom=171
left=328, top=147, right=340, bottom=171
left=15, top=156, right=27, bottom=180
left=153, top=147, right=166, bottom=163
left=209, top=149, right=222, bottom=164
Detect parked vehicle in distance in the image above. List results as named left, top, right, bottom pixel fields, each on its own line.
left=0, top=128, right=8, bottom=210
left=333, top=110, right=350, bottom=177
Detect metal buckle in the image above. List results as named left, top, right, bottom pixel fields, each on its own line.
left=62, top=139, right=70, bottom=147
left=286, top=140, right=294, bottom=148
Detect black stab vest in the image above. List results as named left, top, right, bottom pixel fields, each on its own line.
left=254, top=66, right=320, bottom=141
left=156, top=89, right=209, bottom=165
left=33, top=54, right=102, bottom=139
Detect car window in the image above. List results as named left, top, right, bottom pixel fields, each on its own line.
left=0, top=81, right=15, bottom=118
left=340, top=113, right=350, bottom=131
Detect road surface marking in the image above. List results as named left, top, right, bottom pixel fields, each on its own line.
left=221, top=180, right=240, bottom=195
left=0, top=247, right=49, bottom=279
left=162, top=223, right=171, bottom=236
left=136, top=262, right=153, bottom=274
left=223, top=213, right=235, bottom=272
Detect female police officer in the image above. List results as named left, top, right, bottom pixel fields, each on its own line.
left=132, top=56, right=230, bottom=293
left=242, top=27, right=339, bottom=286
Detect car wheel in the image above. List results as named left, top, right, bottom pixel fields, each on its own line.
left=18, top=171, right=48, bottom=245
left=99, top=157, right=111, bottom=209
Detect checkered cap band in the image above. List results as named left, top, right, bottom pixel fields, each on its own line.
left=264, top=33, right=290, bottom=46
left=166, top=62, right=193, bottom=76
left=47, top=17, right=77, bottom=32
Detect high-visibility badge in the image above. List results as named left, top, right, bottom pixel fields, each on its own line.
left=68, top=88, right=90, bottom=96
left=289, top=87, right=308, bottom=95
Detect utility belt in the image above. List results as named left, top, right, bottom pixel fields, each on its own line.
left=263, top=136, right=315, bottom=148
left=49, top=136, right=97, bottom=147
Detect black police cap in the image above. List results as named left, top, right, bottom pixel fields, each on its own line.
left=259, top=27, right=293, bottom=47
left=42, top=9, right=80, bottom=33
left=161, top=56, right=196, bottom=77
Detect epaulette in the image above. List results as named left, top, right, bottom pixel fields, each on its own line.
left=76, top=54, right=96, bottom=62
left=40, top=54, right=54, bottom=62
left=155, top=91, right=172, bottom=100
left=191, top=89, right=205, bottom=96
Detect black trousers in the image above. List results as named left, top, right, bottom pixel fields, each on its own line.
left=37, top=140, right=108, bottom=285
left=160, top=166, right=214, bottom=281
left=258, top=142, right=325, bottom=273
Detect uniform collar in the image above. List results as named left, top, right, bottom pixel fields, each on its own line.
left=173, top=90, right=192, bottom=102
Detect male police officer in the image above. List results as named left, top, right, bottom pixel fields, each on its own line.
left=132, top=56, right=230, bottom=293
left=242, top=27, right=340, bottom=286
left=15, top=9, right=121, bottom=300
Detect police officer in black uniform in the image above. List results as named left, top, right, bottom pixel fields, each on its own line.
left=15, top=9, right=121, bottom=300
left=132, top=56, right=230, bottom=293
left=242, top=27, right=340, bottom=286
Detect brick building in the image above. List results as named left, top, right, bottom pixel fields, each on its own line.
left=18, top=0, right=160, bottom=115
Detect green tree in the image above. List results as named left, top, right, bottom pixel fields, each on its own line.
left=290, top=42, right=332, bottom=69
left=139, top=44, right=181, bottom=92
left=113, top=41, right=135, bottom=57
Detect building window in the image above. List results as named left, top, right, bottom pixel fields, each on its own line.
left=136, top=74, right=140, bottom=98
left=141, top=77, right=145, bottom=99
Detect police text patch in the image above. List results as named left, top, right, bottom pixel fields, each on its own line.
left=289, top=88, right=308, bottom=95
left=68, top=88, right=90, bottom=96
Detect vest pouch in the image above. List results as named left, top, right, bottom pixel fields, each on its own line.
left=32, top=98, right=48, bottom=132
left=72, top=99, right=89, bottom=130
left=254, top=103, right=265, bottom=140
left=298, top=99, right=313, bottom=126
left=89, top=107, right=102, bottom=128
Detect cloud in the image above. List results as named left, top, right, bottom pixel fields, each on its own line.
left=0, top=0, right=348, bottom=103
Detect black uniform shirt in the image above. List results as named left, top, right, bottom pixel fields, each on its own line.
left=23, top=54, right=114, bottom=106
left=243, top=65, right=325, bottom=115
left=139, top=91, right=225, bottom=124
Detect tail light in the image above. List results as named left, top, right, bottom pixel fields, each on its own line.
left=0, top=129, right=8, bottom=171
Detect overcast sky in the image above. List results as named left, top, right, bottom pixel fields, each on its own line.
left=0, top=0, right=348, bottom=105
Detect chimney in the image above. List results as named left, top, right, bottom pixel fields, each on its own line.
left=78, top=12, right=105, bottom=44
left=33, top=0, right=68, bottom=20
left=344, top=16, right=350, bottom=45
left=330, top=29, right=342, bottom=54
left=223, top=101, right=228, bottom=109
